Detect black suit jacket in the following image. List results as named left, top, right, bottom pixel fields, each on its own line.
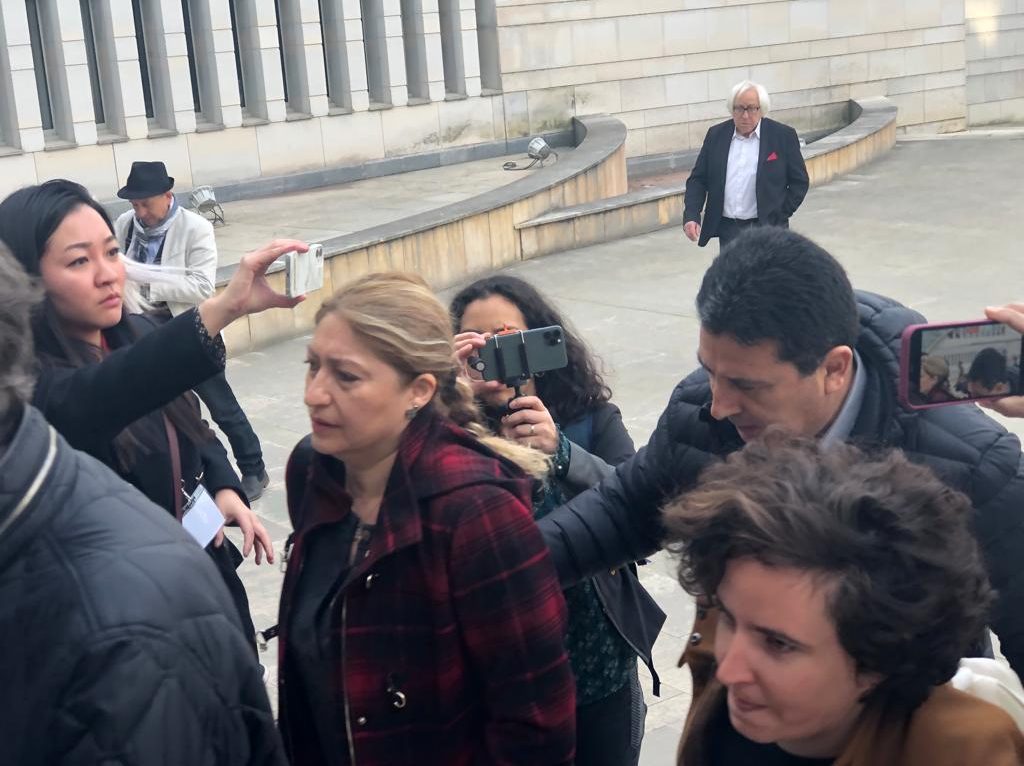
left=683, top=117, right=810, bottom=247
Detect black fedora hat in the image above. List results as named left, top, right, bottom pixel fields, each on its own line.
left=117, top=161, right=175, bottom=200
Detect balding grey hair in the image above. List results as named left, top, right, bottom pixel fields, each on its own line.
left=0, top=243, right=40, bottom=422
left=728, top=80, right=771, bottom=116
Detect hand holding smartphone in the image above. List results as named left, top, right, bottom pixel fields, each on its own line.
left=467, top=326, right=568, bottom=387
left=284, top=243, right=325, bottom=298
left=899, top=319, right=1024, bottom=410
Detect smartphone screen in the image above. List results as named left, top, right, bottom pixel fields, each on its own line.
left=905, top=321, right=1024, bottom=408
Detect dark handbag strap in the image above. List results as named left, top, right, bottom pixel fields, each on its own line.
left=164, top=412, right=184, bottom=520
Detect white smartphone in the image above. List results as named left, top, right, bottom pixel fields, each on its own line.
left=284, top=243, right=325, bottom=298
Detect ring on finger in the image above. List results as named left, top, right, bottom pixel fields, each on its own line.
left=529, top=423, right=536, bottom=436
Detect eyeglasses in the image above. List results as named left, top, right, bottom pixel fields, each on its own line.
left=732, top=105, right=761, bottom=116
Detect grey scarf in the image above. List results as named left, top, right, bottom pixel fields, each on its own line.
left=130, top=197, right=181, bottom=265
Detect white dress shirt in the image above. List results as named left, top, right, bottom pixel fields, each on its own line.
left=723, top=121, right=760, bottom=220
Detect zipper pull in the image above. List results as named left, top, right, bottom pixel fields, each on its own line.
left=280, top=532, right=296, bottom=572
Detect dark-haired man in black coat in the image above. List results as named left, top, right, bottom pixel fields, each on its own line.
left=539, top=226, right=1024, bottom=678
left=683, top=81, right=809, bottom=249
left=0, top=247, right=285, bottom=764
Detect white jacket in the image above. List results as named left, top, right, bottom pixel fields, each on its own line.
left=114, top=208, right=218, bottom=316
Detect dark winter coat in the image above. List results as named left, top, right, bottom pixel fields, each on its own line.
left=277, top=407, right=576, bottom=766
left=30, top=307, right=256, bottom=638
left=539, top=291, right=1024, bottom=674
left=31, top=308, right=242, bottom=509
left=0, top=406, right=284, bottom=766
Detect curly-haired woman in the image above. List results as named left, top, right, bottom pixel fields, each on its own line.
left=665, top=436, right=1024, bottom=766
left=451, top=275, right=666, bottom=766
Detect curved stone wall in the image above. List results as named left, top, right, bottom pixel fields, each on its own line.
left=220, top=114, right=628, bottom=353
left=515, top=98, right=897, bottom=261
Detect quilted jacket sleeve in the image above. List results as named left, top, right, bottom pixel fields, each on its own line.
left=33, top=310, right=223, bottom=453
left=967, top=432, right=1024, bottom=676
left=539, top=388, right=720, bottom=587
left=53, top=624, right=285, bottom=766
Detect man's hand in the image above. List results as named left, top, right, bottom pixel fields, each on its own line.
left=980, top=304, right=1024, bottom=418
left=213, top=489, right=275, bottom=565
left=684, top=221, right=701, bottom=243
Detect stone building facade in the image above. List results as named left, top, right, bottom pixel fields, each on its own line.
left=0, top=0, right=1019, bottom=201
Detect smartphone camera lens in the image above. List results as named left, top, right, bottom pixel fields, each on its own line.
left=543, top=330, right=562, bottom=346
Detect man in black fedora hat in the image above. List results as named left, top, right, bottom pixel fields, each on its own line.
left=114, top=160, right=270, bottom=502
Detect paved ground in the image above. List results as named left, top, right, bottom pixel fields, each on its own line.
left=217, top=132, right=1024, bottom=764
left=208, top=149, right=572, bottom=266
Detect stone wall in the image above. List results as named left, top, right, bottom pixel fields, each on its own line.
left=0, top=0, right=517, bottom=201
left=498, top=0, right=969, bottom=157
left=965, top=0, right=1024, bottom=124
left=1, top=0, right=1021, bottom=203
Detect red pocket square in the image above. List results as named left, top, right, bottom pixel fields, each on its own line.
left=766, top=152, right=779, bottom=162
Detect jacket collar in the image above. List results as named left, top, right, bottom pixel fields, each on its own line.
left=682, top=681, right=952, bottom=766
left=731, top=120, right=761, bottom=141
left=0, top=406, right=59, bottom=549
left=300, top=407, right=526, bottom=576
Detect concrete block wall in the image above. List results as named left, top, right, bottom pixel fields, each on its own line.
left=498, top=0, right=971, bottom=156
left=965, top=0, right=1024, bottom=123
left=1, top=0, right=1022, bottom=202
left=0, top=0, right=507, bottom=201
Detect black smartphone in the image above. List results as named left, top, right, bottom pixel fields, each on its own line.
left=899, top=320, right=1024, bottom=410
left=470, top=326, right=568, bottom=386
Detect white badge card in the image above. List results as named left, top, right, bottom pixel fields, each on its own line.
left=182, top=485, right=224, bottom=548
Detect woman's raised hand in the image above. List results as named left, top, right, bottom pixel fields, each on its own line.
left=454, top=331, right=507, bottom=400
left=501, top=396, right=559, bottom=455
left=199, top=239, right=309, bottom=337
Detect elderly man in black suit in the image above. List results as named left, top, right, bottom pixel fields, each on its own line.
left=683, top=80, right=810, bottom=249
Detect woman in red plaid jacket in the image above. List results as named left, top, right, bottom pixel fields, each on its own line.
left=277, top=272, right=576, bottom=765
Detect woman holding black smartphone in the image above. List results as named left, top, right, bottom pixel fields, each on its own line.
left=451, top=275, right=665, bottom=766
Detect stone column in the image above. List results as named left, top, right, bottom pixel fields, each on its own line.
left=383, top=0, right=409, bottom=106
left=458, top=0, right=480, bottom=97
left=202, top=0, right=243, bottom=127
left=103, top=0, right=148, bottom=139
left=0, top=0, right=46, bottom=151
left=49, top=0, right=99, bottom=145
left=232, top=0, right=285, bottom=122
left=278, top=0, right=329, bottom=115
left=342, top=0, right=369, bottom=110
left=421, top=0, right=445, bottom=101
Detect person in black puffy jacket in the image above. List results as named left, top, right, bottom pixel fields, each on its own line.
left=538, top=226, right=1024, bottom=677
left=0, top=245, right=285, bottom=765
